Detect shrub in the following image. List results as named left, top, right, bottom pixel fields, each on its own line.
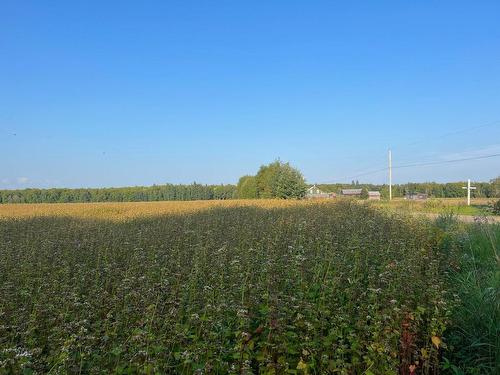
left=255, top=160, right=307, bottom=199
left=440, top=223, right=500, bottom=373
left=492, top=199, right=500, bottom=215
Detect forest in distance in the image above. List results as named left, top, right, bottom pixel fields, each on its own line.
left=1, top=179, right=499, bottom=204
left=1, top=159, right=499, bottom=204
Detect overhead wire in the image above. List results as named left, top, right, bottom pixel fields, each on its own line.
left=393, top=152, right=500, bottom=170
left=316, top=151, right=500, bottom=184
left=396, top=119, right=500, bottom=149
left=315, top=120, right=500, bottom=183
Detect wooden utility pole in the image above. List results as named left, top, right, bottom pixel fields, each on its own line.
left=389, top=149, right=392, bottom=200
left=462, top=179, right=476, bottom=206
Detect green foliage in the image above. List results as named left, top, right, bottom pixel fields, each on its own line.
left=318, top=180, right=500, bottom=199
left=491, top=176, right=500, bottom=197
left=255, top=161, right=281, bottom=198
left=0, top=183, right=236, bottom=204
left=0, top=203, right=448, bottom=373
left=272, top=162, right=307, bottom=199
left=255, top=160, right=306, bottom=199
left=437, top=222, right=500, bottom=374
left=360, top=187, right=369, bottom=199
left=492, top=199, right=500, bottom=215
left=1, top=176, right=498, bottom=204
left=236, top=175, right=258, bottom=199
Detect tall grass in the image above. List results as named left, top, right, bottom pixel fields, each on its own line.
left=438, top=218, right=500, bottom=374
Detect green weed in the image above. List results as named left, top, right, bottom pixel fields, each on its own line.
left=0, top=202, right=450, bottom=374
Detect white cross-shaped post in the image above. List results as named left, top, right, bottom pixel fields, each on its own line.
left=462, top=179, right=476, bottom=206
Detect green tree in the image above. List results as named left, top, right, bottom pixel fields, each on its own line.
left=237, top=176, right=258, bottom=199
left=255, top=160, right=306, bottom=199
left=360, top=188, right=369, bottom=199
left=273, top=162, right=307, bottom=199
left=491, top=176, right=500, bottom=197
left=492, top=199, right=500, bottom=215
left=255, top=162, right=280, bottom=198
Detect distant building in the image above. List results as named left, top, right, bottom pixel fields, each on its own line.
left=341, top=188, right=363, bottom=197
left=306, top=185, right=336, bottom=199
left=405, top=193, right=428, bottom=200
left=368, top=191, right=381, bottom=200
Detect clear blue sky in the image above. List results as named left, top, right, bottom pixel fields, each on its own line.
left=1, top=1, right=499, bottom=189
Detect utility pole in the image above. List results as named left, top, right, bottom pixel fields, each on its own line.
left=389, top=149, right=392, bottom=200
left=462, top=179, right=476, bottom=206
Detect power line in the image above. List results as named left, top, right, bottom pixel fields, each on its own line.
left=314, top=119, right=499, bottom=181
left=317, top=119, right=500, bottom=183
left=395, top=119, right=500, bottom=149
left=332, top=120, right=500, bottom=182
left=317, top=166, right=387, bottom=184
left=345, top=166, right=388, bottom=179
left=317, top=152, right=500, bottom=184
left=393, top=152, right=500, bottom=169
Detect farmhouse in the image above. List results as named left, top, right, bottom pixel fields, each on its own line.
left=368, top=191, right=381, bottom=200
left=306, top=185, right=336, bottom=199
left=341, top=188, right=362, bottom=197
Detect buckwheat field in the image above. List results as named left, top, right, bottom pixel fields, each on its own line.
left=1, top=201, right=454, bottom=374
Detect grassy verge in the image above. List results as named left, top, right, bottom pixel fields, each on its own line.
left=436, top=216, right=500, bottom=374
left=371, top=199, right=498, bottom=217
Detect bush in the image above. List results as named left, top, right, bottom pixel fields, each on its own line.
left=360, top=188, right=368, bottom=199
left=440, top=223, right=500, bottom=373
left=492, top=199, right=500, bottom=215
left=236, top=175, right=258, bottom=199
left=255, top=160, right=307, bottom=199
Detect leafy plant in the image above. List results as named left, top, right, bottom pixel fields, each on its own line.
left=438, top=222, right=500, bottom=374
left=491, top=199, right=500, bottom=215
left=0, top=201, right=452, bottom=373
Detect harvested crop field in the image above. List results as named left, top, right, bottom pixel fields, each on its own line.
left=1, top=201, right=450, bottom=374
left=0, top=200, right=317, bottom=221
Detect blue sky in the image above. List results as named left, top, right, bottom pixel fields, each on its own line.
left=1, top=1, right=499, bottom=189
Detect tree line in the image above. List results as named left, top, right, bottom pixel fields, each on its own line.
left=0, top=183, right=236, bottom=204
left=1, top=164, right=498, bottom=203
left=317, top=177, right=500, bottom=199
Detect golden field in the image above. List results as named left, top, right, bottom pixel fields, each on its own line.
left=0, top=197, right=496, bottom=221
left=0, top=199, right=323, bottom=220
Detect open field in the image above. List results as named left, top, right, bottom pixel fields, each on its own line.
left=1, top=200, right=498, bottom=374
left=0, top=200, right=318, bottom=221
left=1, top=201, right=450, bottom=374
left=1, top=197, right=498, bottom=221
left=370, top=198, right=498, bottom=217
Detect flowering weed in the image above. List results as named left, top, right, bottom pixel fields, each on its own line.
left=0, top=201, right=449, bottom=373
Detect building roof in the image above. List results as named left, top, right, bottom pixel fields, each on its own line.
left=405, top=192, right=428, bottom=199
left=307, top=184, right=324, bottom=192
left=342, top=188, right=362, bottom=195
left=306, top=185, right=326, bottom=195
left=368, top=191, right=381, bottom=196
